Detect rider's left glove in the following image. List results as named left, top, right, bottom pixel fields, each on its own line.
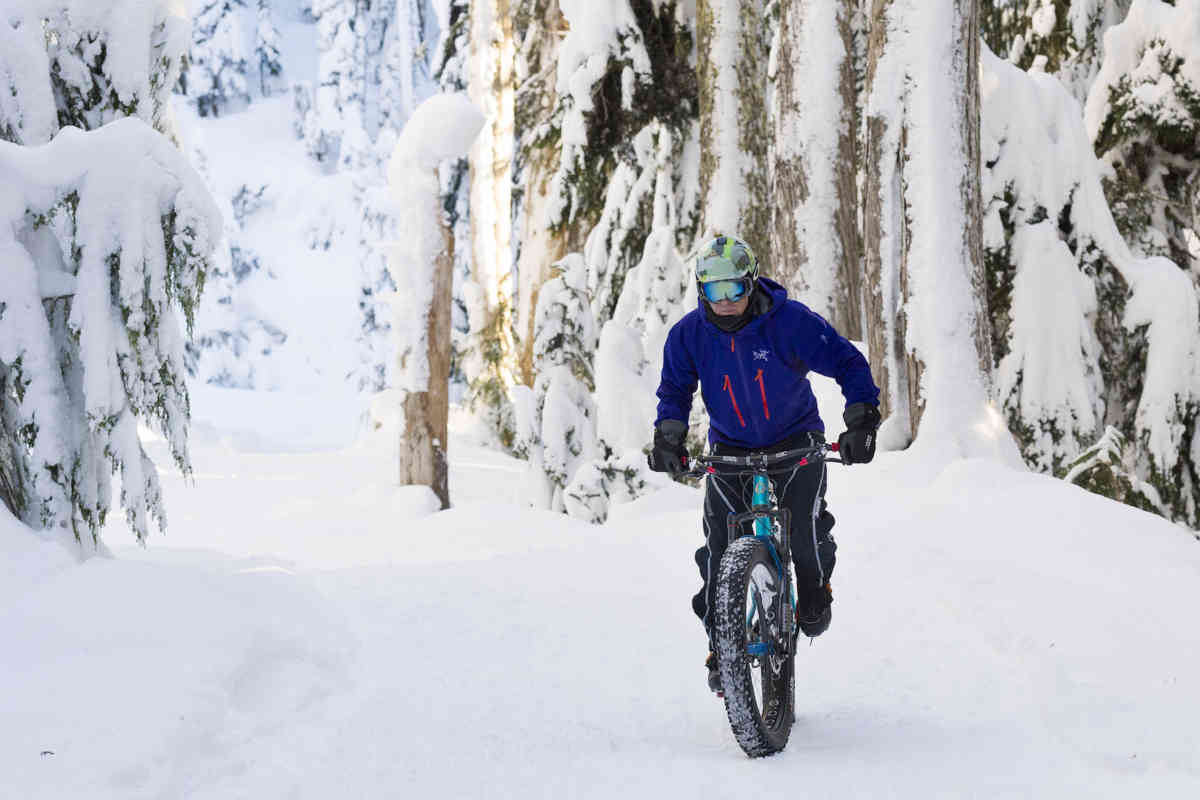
left=837, top=402, right=881, bottom=465
left=647, top=419, right=689, bottom=475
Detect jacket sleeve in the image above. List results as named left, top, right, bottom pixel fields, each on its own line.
left=791, top=305, right=881, bottom=408
left=655, top=320, right=699, bottom=426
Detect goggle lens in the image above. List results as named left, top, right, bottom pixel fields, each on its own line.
left=702, top=278, right=749, bottom=303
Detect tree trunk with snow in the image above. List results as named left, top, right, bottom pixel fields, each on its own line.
left=399, top=188, right=454, bottom=509
left=465, top=0, right=520, bottom=441
left=770, top=0, right=862, bottom=338
left=513, top=0, right=570, bottom=385
left=863, top=0, right=998, bottom=453
left=697, top=0, right=770, bottom=256
left=389, top=94, right=484, bottom=510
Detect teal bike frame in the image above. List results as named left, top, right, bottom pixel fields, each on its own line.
left=689, top=443, right=838, bottom=658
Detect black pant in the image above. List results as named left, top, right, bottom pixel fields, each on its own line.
left=692, top=431, right=836, bottom=642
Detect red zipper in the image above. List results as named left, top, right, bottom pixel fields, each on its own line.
left=755, top=368, right=770, bottom=420
left=723, top=375, right=746, bottom=427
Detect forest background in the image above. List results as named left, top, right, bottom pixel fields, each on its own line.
left=2, top=0, right=1200, bottom=551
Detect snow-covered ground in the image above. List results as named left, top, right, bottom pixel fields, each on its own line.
left=3, top=383, right=1199, bottom=798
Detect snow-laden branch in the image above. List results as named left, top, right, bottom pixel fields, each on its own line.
left=0, top=118, right=220, bottom=548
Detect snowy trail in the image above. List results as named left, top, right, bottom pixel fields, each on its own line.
left=4, top=401, right=1200, bottom=798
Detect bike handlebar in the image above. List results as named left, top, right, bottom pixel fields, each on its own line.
left=684, top=442, right=842, bottom=477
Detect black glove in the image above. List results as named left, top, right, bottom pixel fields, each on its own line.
left=647, top=419, right=689, bottom=474
left=837, top=403, right=881, bottom=465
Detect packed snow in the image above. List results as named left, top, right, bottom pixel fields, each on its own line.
left=3, top=380, right=1199, bottom=798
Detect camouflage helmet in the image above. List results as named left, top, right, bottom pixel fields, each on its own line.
left=695, top=234, right=759, bottom=303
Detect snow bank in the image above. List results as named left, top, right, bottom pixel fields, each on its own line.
left=11, top=409, right=1193, bottom=796
left=0, top=516, right=355, bottom=797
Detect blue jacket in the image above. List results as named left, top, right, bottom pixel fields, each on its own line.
left=655, top=278, right=880, bottom=448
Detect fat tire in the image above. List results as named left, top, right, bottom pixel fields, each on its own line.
left=714, top=536, right=795, bottom=757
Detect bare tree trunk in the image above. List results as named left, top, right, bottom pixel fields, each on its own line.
left=698, top=0, right=770, bottom=259
left=399, top=187, right=454, bottom=509
left=770, top=0, right=862, bottom=337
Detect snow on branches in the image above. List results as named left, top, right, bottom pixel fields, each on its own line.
left=0, top=0, right=190, bottom=144
left=0, top=1, right=219, bottom=551
left=0, top=120, right=220, bottom=549
left=982, top=42, right=1200, bottom=526
left=1085, top=0, right=1200, bottom=274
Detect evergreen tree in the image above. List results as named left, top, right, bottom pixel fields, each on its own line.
left=186, top=1, right=253, bottom=118
left=256, top=0, right=285, bottom=97
left=0, top=1, right=220, bottom=551
left=296, top=0, right=439, bottom=390
left=980, top=0, right=1130, bottom=99
left=981, top=42, right=1200, bottom=527
left=510, top=0, right=700, bottom=516
left=522, top=255, right=599, bottom=512
left=184, top=176, right=287, bottom=389
left=1086, top=0, right=1200, bottom=276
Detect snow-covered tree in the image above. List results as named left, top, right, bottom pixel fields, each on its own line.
left=1062, top=426, right=1162, bottom=515
left=980, top=0, right=1130, bottom=99
left=301, top=0, right=435, bottom=169
left=537, top=0, right=698, bottom=325
left=430, top=0, right=477, bottom=411
left=577, top=126, right=695, bottom=523
left=186, top=1, right=253, bottom=118
left=184, top=176, right=287, bottom=389
left=387, top=94, right=484, bottom=509
left=512, top=0, right=572, bottom=382
left=509, top=1, right=701, bottom=516
left=461, top=0, right=520, bottom=446
left=769, top=0, right=863, bottom=338
left=0, top=1, right=220, bottom=550
left=982, top=44, right=1200, bottom=526
left=522, top=255, right=600, bottom=511
left=697, top=0, right=770, bottom=257
left=256, top=0, right=285, bottom=97
left=1, top=0, right=190, bottom=144
left=292, top=0, right=439, bottom=390
left=862, top=0, right=1009, bottom=460
left=1085, top=0, right=1200, bottom=276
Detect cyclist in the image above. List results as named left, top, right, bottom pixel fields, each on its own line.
left=647, top=234, right=881, bottom=693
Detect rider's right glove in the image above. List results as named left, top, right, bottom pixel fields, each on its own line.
left=647, top=419, right=689, bottom=475
left=837, top=402, right=881, bottom=465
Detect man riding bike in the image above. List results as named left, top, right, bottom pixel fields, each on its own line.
left=647, top=234, right=881, bottom=694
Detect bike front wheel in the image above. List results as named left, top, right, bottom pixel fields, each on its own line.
left=714, top=536, right=795, bottom=757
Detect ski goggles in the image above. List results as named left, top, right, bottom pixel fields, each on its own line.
left=700, top=276, right=753, bottom=303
